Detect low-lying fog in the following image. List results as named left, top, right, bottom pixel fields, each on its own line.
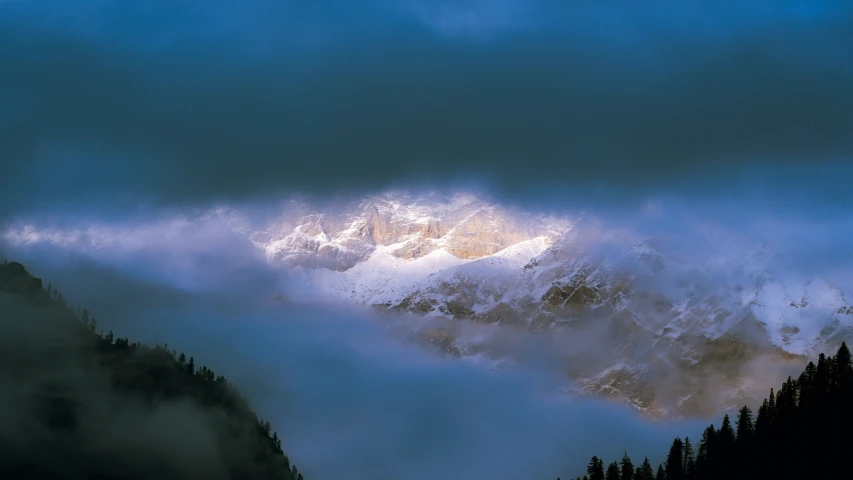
left=2, top=230, right=716, bottom=479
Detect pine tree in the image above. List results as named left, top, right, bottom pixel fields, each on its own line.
left=734, top=405, right=755, bottom=479
left=655, top=465, right=665, bottom=480
left=271, top=432, right=282, bottom=453
left=666, top=437, right=684, bottom=480
left=717, top=413, right=735, bottom=477
left=636, top=457, right=654, bottom=480
left=606, top=462, right=620, bottom=480
left=735, top=406, right=754, bottom=448
left=775, top=377, right=798, bottom=431
left=754, top=399, right=769, bottom=439
left=815, top=354, right=831, bottom=404
left=718, top=414, right=734, bottom=446
left=835, top=342, right=853, bottom=392
left=695, top=424, right=717, bottom=479
left=797, top=362, right=817, bottom=414
left=620, top=451, right=635, bottom=480
left=682, top=437, right=695, bottom=479
left=587, top=456, right=605, bottom=480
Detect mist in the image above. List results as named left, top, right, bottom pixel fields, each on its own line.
left=5, top=191, right=846, bottom=476
left=1, top=225, right=721, bottom=479
left=0, top=285, right=274, bottom=479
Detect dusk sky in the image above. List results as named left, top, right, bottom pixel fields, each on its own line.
left=1, top=0, right=851, bottom=220
left=1, top=2, right=852, bottom=479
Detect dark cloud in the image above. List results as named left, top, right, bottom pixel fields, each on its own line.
left=1, top=0, right=851, bottom=219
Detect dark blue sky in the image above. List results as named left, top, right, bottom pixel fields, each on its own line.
left=1, top=0, right=851, bottom=219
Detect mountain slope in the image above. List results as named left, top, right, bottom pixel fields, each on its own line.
left=0, top=260, right=305, bottom=480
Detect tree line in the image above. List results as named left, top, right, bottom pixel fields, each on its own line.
left=564, top=341, right=853, bottom=480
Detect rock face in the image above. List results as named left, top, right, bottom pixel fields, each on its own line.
left=5, top=191, right=852, bottom=419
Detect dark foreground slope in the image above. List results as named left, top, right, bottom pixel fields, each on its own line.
left=568, top=340, right=853, bottom=480
left=0, top=260, right=306, bottom=480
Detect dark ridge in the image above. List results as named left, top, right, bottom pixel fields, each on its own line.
left=0, top=259, right=306, bottom=480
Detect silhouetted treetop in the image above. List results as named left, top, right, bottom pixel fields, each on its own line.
left=569, top=340, right=853, bottom=480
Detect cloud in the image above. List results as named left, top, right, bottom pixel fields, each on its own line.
left=403, top=0, right=533, bottom=39
left=1, top=0, right=851, bottom=220
left=6, top=188, right=849, bottom=476
left=0, top=250, right=710, bottom=479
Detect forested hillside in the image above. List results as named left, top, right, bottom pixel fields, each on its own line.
left=0, top=259, right=306, bottom=480
left=567, top=340, right=853, bottom=480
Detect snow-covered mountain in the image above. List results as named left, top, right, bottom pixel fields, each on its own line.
left=5, top=191, right=851, bottom=418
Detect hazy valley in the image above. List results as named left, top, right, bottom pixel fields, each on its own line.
left=6, top=192, right=848, bottom=419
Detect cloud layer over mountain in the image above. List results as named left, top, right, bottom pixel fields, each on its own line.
left=2, top=246, right=710, bottom=479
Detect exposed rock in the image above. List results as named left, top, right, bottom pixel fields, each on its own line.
left=779, top=325, right=801, bottom=344
left=541, top=282, right=600, bottom=309
left=445, top=299, right=474, bottom=318
left=542, top=285, right=570, bottom=307
left=471, top=302, right=523, bottom=326
left=565, top=285, right=599, bottom=307
left=414, top=328, right=462, bottom=357
left=392, top=295, right=436, bottom=315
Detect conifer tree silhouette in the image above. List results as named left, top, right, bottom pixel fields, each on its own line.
left=587, top=456, right=604, bottom=480
left=620, top=451, right=634, bottom=480
left=605, top=461, right=620, bottom=480
left=682, top=436, right=695, bottom=479
left=635, top=457, right=654, bottom=480
left=665, top=437, right=684, bottom=480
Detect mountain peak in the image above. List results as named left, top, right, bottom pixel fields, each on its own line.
left=245, top=193, right=569, bottom=270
